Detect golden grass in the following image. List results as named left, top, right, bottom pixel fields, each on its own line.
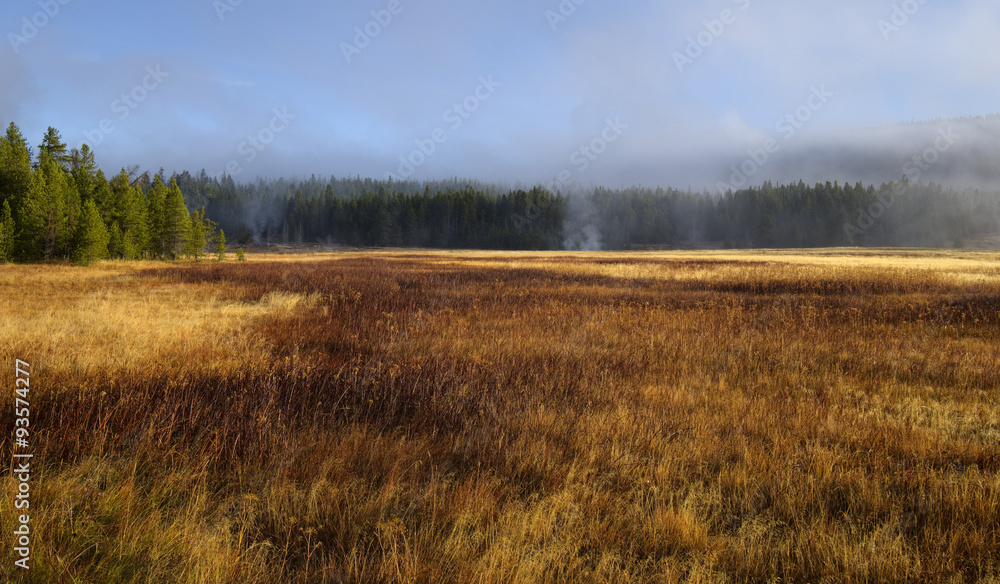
left=0, top=260, right=313, bottom=376
left=2, top=250, right=1000, bottom=583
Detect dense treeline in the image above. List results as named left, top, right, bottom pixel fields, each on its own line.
left=174, top=171, right=1000, bottom=250
left=4, top=122, right=999, bottom=262
left=171, top=172, right=558, bottom=249
left=0, top=123, right=217, bottom=265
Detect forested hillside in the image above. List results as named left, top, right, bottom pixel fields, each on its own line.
left=3, top=121, right=999, bottom=263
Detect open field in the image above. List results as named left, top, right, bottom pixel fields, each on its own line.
left=2, top=249, right=1000, bottom=583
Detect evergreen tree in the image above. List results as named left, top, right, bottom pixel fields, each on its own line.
left=91, top=170, right=113, bottom=223
left=18, top=163, right=51, bottom=260
left=186, top=207, right=207, bottom=261
left=0, top=123, right=35, bottom=260
left=121, top=185, right=150, bottom=260
left=72, top=199, right=109, bottom=265
left=145, top=175, right=169, bottom=258
left=216, top=229, right=226, bottom=261
left=0, top=200, right=15, bottom=263
left=70, top=144, right=97, bottom=202
left=108, top=223, right=124, bottom=259
left=163, top=178, right=191, bottom=259
left=108, top=170, right=149, bottom=259
left=58, top=158, right=82, bottom=257
left=38, top=126, right=71, bottom=170
left=33, top=153, right=74, bottom=259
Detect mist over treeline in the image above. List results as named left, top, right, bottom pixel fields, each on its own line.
left=174, top=170, right=1000, bottom=250
left=159, top=112, right=1000, bottom=251
left=4, top=120, right=1000, bottom=265
left=744, top=115, right=1000, bottom=191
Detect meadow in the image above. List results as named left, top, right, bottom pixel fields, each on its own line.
left=2, top=248, right=999, bottom=583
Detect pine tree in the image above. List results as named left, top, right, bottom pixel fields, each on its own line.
left=0, top=123, right=35, bottom=260
left=145, top=174, right=168, bottom=258
left=60, top=166, right=82, bottom=258
left=33, top=153, right=74, bottom=259
left=0, top=200, right=15, bottom=263
left=18, top=164, right=50, bottom=261
left=70, top=144, right=97, bottom=203
left=72, top=199, right=109, bottom=266
left=216, top=229, right=226, bottom=261
left=108, top=170, right=149, bottom=259
left=121, top=185, right=150, bottom=260
left=186, top=207, right=207, bottom=261
left=38, top=127, right=71, bottom=171
left=163, top=178, right=191, bottom=259
left=108, top=222, right=124, bottom=259
left=91, top=170, right=113, bottom=223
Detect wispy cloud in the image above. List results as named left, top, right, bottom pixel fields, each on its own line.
left=1, top=0, right=997, bottom=188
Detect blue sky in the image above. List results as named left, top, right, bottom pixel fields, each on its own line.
left=2, top=0, right=998, bottom=189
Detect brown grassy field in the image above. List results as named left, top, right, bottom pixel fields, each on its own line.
left=2, top=249, right=1000, bottom=583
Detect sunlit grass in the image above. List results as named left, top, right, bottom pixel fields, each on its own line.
left=0, top=260, right=288, bottom=376
left=1, top=249, right=999, bottom=583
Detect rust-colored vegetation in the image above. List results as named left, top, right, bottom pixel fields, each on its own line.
left=2, top=250, right=1000, bottom=583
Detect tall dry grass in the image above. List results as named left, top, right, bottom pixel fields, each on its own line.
left=2, top=250, right=1000, bottom=583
